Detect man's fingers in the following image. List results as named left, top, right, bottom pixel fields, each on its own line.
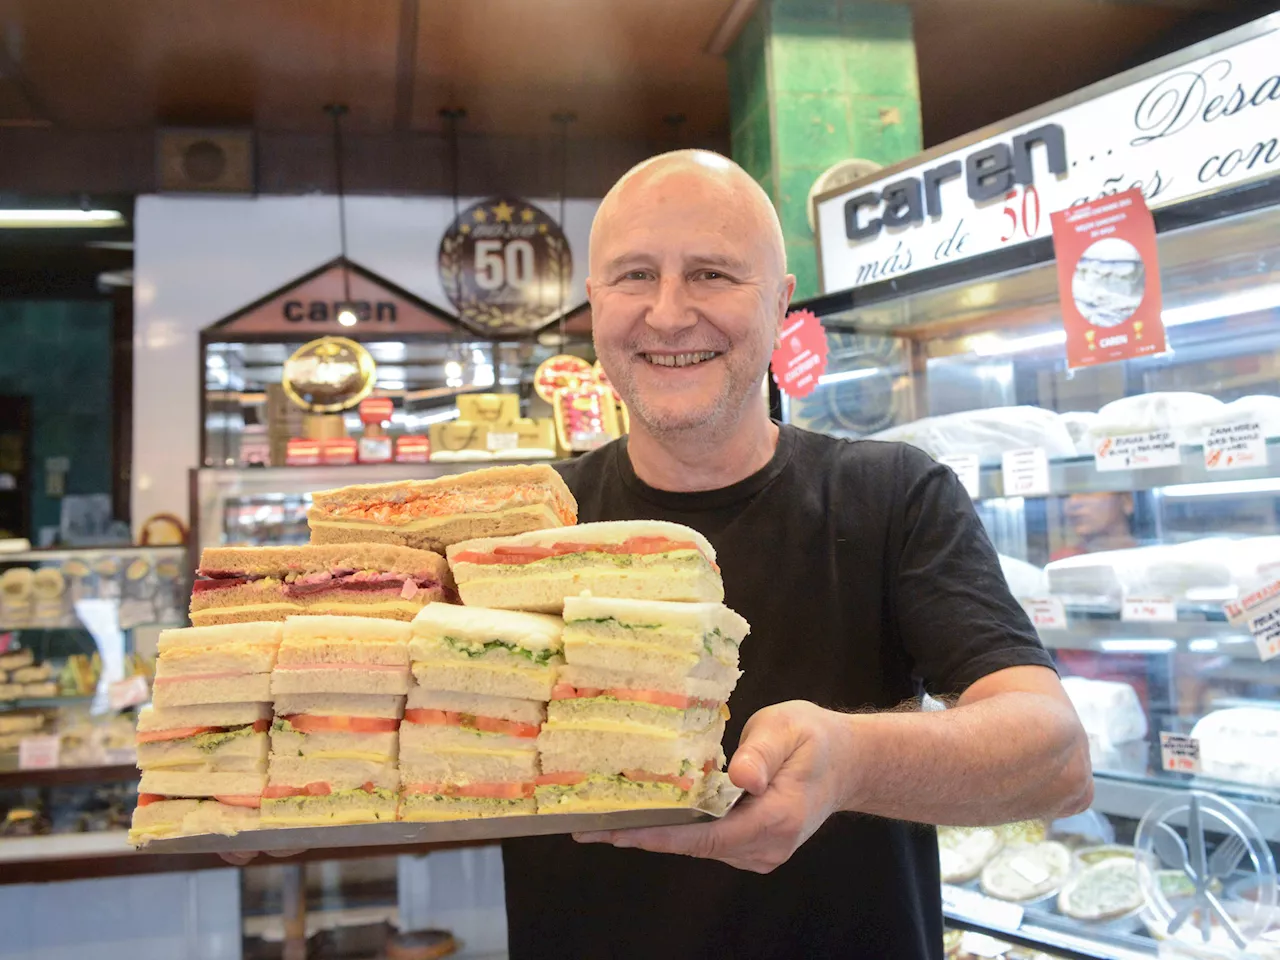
left=729, top=705, right=803, bottom=796
left=573, top=797, right=774, bottom=861
left=216, top=847, right=304, bottom=866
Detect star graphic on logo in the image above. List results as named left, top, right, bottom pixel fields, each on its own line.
left=492, top=201, right=515, bottom=223
left=473, top=208, right=488, bottom=223
left=538, top=224, right=548, bottom=234
left=460, top=224, right=471, bottom=234
left=520, top=208, right=535, bottom=223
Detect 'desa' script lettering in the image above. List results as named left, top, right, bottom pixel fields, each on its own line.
left=843, top=124, right=1066, bottom=242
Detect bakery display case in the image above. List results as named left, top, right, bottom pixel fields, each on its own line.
left=0, top=545, right=187, bottom=880
left=791, top=193, right=1280, bottom=956
left=796, top=13, right=1280, bottom=957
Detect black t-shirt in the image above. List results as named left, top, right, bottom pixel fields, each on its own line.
left=503, top=424, right=1054, bottom=960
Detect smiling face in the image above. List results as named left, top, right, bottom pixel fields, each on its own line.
left=587, top=152, right=794, bottom=439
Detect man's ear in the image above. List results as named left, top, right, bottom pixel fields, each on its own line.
left=774, top=274, right=797, bottom=348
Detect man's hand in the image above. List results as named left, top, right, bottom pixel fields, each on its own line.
left=218, top=848, right=305, bottom=866
left=575, top=700, right=852, bottom=874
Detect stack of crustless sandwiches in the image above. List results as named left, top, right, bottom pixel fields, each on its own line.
left=130, top=465, right=748, bottom=844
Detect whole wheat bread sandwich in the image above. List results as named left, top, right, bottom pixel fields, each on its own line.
left=191, top=543, right=455, bottom=626
left=306, top=464, right=577, bottom=553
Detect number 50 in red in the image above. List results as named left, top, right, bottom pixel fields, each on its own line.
left=1000, top=185, right=1041, bottom=242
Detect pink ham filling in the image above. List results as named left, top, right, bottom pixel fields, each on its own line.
left=273, top=662, right=407, bottom=672
left=154, top=671, right=256, bottom=685
left=193, top=570, right=441, bottom=599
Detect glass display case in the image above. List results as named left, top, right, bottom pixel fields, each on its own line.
left=0, top=545, right=185, bottom=876
left=792, top=182, right=1280, bottom=956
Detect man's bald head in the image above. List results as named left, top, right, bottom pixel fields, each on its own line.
left=589, top=149, right=786, bottom=280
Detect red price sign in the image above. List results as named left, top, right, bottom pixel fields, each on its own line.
left=770, top=310, right=828, bottom=399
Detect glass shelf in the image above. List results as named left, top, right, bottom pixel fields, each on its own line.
left=967, top=440, right=1280, bottom=502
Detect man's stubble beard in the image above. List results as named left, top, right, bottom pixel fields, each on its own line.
left=611, top=354, right=769, bottom=445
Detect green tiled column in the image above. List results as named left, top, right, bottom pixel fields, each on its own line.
left=728, top=0, right=922, bottom=298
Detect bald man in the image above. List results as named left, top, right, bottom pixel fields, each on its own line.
left=501, top=151, right=1091, bottom=959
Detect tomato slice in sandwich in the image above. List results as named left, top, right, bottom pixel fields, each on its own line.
left=136, top=725, right=222, bottom=744
left=621, top=770, right=695, bottom=791
left=214, top=795, right=262, bottom=808
left=281, top=714, right=398, bottom=734
left=263, top=782, right=332, bottom=799
left=136, top=793, right=166, bottom=806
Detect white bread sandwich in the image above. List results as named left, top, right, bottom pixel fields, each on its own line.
left=409, top=603, right=564, bottom=700
left=535, top=597, right=748, bottom=814
left=151, top=623, right=281, bottom=708
left=307, top=464, right=577, bottom=552
left=399, top=686, right=544, bottom=821
left=191, top=543, right=455, bottom=627
left=446, top=521, right=723, bottom=613
left=270, top=616, right=411, bottom=696
left=561, top=596, right=746, bottom=685
left=261, top=691, right=404, bottom=827
left=131, top=700, right=273, bottom=844
left=129, top=797, right=262, bottom=846
left=135, top=702, right=271, bottom=773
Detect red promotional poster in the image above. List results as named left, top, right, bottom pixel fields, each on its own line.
left=1050, top=188, right=1166, bottom=370
left=770, top=309, right=828, bottom=399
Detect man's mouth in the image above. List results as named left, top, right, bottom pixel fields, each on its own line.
left=640, top=351, right=722, bottom=368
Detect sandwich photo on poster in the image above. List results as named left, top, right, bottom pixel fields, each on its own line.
left=1050, top=188, right=1166, bottom=370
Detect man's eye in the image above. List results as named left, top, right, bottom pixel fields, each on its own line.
left=622, top=270, right=651, bottom=281
left=696, top=270, right=727, bottom=281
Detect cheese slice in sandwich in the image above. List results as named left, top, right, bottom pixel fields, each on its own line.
left=271, top=616, right=411, bottom=696
left=446, top=520, right=723, bottom=613
left=129, top=797, right=261, bottom=846
left=190, top=543, right=455, bottom=626
left=307, top=464, right=578, bottom=553
left=561, top=595, right=747, bottom=680
left=409, top=602, right=564, bottom=701
left=151, top=623, right=280, bottom=707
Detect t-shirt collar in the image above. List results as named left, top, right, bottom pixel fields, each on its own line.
left=612, top=422, right=798, bottom=511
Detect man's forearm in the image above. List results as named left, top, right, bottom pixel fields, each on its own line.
left=833, top=692, right=1092, bottom=826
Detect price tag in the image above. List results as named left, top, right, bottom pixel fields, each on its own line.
left=569, top=430, right=612, bottom=452
left=1001, top=448, right=1050, bottom=497
left=19, top=734, right=60, bottom=770
left=1020, top=596, right=1068, bottom=631
left=1009, top=855, right=1051, bottom=886
left=1122, top=596, right=1178, bottom=622
left=102, top=747, right=137, bottom=765
left=108, top=674, right=150, bottom=711
left=941, top=883, right=1024, bottom=931
left=1224, top=579, right=1280, bottom=626
left=938, top=454, right=981, bottom=499
left=357, top=435, right=393, bottom=464
left=486, top=431, right=519, bottom=452
left=959, top=932, right=1011, bottom=958
left=1160, top=732, right=1200, bottom=774
left=1248, top=604, right=1280, bottom=662
left=1204, top=420, right=1267, bottom=471
left=1094, top=431, right=1180, bottom=471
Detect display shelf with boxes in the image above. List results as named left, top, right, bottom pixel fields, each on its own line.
left=799, top=14, right=1280, bottom=957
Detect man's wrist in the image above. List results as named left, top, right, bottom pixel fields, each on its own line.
left=828, top=710, right=867, bottom=813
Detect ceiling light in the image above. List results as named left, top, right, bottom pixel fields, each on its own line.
left=1162, top=284, right=1280, bottom=327
left=444, top=360, right=463, bottom=379
left=336, top=308, right=358, bottom=327
left=971, top=330, right=1067, bottom=357
left=0, top=209, right=125, bottom=228
left=1160, top=477, right=1280, bottom=498
left=1099, top=639, right=1177, bottom=653
left=816, top=367, right=881, bottom=387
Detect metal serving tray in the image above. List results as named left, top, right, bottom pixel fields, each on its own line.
left=141, top=782, right=743, bottom=855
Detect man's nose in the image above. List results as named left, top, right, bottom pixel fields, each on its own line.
left=645, top=275, right=698, bottom=335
